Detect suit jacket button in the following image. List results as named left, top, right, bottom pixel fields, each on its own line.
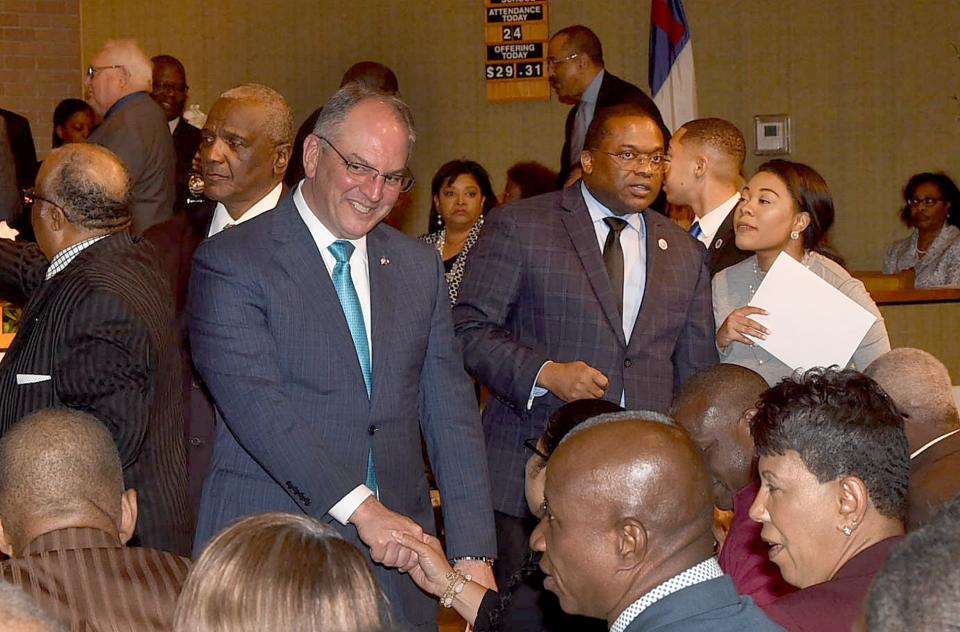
left=624, top=358, right=633, bottom=368
left=189, top=436, right=203, bottom=447
left=368, top=425, right=378, bottom=435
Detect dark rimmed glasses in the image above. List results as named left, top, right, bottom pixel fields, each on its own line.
left=523, top=437, right=549, bottom=460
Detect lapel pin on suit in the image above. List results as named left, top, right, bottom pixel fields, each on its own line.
left=380, top=256, right=390, bottom=266
left=714, top=238, right=723, bottom=249
left=658, top=238, right=668, bottom=251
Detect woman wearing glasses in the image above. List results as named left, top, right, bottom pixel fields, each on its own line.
left=713, top=160, right=890, bottom=386
left=883, top=172, right=960, bottom=287
left=420, top=160, right=498, bottom=305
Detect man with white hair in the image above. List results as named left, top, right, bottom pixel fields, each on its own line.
left=865, top=347, right=960, bottom=529
left=86, top=39, right=175, bottom=234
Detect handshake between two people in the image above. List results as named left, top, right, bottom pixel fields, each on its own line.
left=350, top=495, right=497, bottom=613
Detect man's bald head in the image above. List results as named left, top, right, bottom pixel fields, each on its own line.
left=865, top=348, right=959, bottom=451
left=339, top=61, right=399, bottom=95
left=554, top=411, right=713, bottom=535
left=0, top=409, right=128, bottom=555
left=532, top=412, right=715, bottom=623
left=39, top=143, right=131, bottom=232
left=670, top=365, right=767, bottom=508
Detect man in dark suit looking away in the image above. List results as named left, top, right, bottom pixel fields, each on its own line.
left=549, top=25, right=665, bottom=185
left=663, top=118, right=750, bottom=276
left=0, top=143, right=189, bottom=555
left=531, top=411, right=780, bottom=631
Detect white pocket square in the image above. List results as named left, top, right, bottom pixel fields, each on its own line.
left=16, top=374, right=51, bottom=385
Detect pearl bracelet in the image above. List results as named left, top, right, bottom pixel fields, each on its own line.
left=440, top=569, right=471, bottom=608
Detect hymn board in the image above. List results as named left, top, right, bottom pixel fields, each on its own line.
left=484, top=0, right=550, bottom=101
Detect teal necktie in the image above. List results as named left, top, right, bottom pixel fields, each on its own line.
left=328, top=240, right=377, bottom=493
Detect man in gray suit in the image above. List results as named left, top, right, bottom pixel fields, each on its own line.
left=454, top=102, right=717, bottom=609
left=187, top=84, right=496, bottom=630
left=531, top=411, right=780, bottom=631
left=86, top=39, right=175, bottom=234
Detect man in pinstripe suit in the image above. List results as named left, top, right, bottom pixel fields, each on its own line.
left=455, top=103, right=717, bottom=625
left=188, top=85, right=495, bottom=630
left=0, top=143, right=190, bottom=556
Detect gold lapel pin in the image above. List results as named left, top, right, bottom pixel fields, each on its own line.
left=658, top=238, right=668, bottom=251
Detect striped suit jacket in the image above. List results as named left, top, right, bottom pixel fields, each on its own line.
left=187, top=196, right=496, bottom=629
left=1, top=527, right=190, bottom=632
left=454, top=184, right=718, bottom=517
left=0, top=233, right=191, bottom=555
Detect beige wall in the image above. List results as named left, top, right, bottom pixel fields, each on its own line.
left=80, top=0, right=959, bottom=268
left=2, top=0, right=82, bottom=160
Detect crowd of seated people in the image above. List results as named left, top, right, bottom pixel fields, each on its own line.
left=3, top=20, right=960, bottom=632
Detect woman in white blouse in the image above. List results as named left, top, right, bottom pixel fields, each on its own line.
left=883, top=172, right=960, bottom=287
left=712, top=160, right=890, bottom=385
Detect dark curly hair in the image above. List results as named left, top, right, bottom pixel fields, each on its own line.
left=750, top=367, right=909, bottom=521
left=898, top=172, right=960, bottom=229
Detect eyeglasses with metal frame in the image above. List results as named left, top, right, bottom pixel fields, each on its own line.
left=86, top=64, right=124, bottom=79
left=592, top=149, right=667, bottom=172
left=318, top=136, right=415, bottom=193
left=546, top=53, right=580, bottom=70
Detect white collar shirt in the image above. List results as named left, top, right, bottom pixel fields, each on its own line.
left=291, top=183, right=372, bottom=353
left=167, top=116, right=180, bottom=134
left=207, top=183, right=283, bottom=238
left=695, top=192, right=740, bottom=246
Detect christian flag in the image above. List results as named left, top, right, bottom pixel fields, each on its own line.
left=649, top=0, right=698, bottom=132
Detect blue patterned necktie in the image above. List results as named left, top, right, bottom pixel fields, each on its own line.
left=689, top=221, right=703, bottom=239
left=328, top=240, right=377, bottom=493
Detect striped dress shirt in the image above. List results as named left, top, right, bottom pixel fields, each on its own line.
left=1, top=527, right=191, bottom=632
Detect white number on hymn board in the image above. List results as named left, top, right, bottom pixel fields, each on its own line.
left=502, top=26, right=522, bottom=41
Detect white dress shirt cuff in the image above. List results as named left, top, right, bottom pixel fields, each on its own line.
left=527, top=361, right=553, bottom=409
left=329, top=484, right=374, bottom=525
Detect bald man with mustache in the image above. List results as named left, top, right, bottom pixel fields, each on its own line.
left=530, top=411, right=781, bottom=631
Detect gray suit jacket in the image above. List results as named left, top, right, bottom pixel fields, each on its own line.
left=187, top=196, right=496, bottom=628
left=88, top=92, right=175, bottom=234
left=454, top=184, right=718, bottom=516
left=623, top=576, right=783, bottom=631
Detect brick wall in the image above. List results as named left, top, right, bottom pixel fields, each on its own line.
left=0, top=0, right=82, bottom=160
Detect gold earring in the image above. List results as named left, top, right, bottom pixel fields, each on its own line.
left=790, top=230, right=800, bottom=240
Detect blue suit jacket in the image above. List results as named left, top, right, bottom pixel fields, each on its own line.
left=187, top=196, right=496, bottom=627
left=623, top=576, right=783, bottom=631
left=454, top=185, right=718, bottom=516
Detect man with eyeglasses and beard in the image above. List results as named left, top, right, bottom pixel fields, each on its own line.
left=186, top=84, right=496, bottom=631
left=455, top=101, right=717, bottom=629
